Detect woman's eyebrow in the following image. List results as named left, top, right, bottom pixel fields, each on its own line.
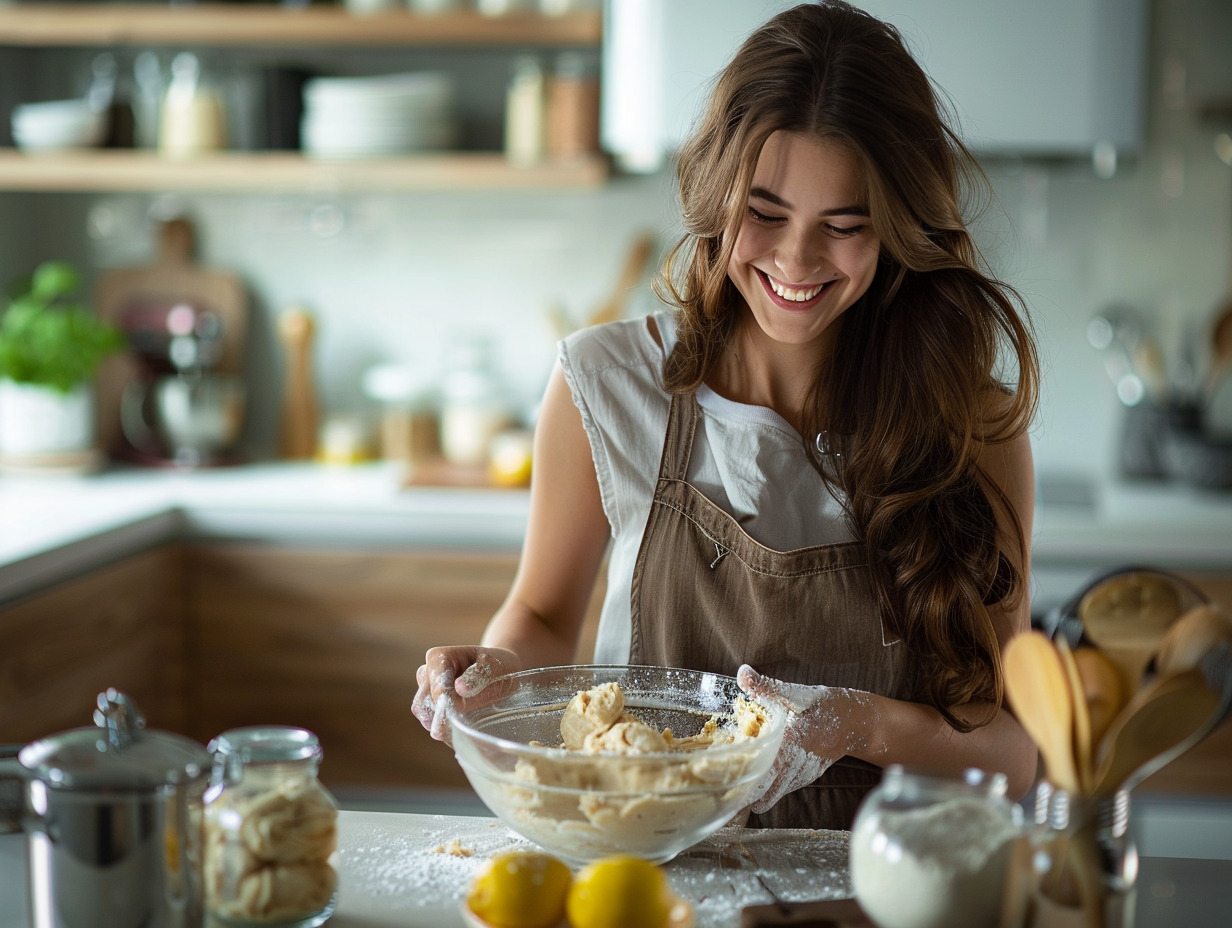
left=750, top=186, right=791, bottom=208
left=749, top=186, right=869, bottom=217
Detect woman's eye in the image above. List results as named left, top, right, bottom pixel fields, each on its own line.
left=825, top=223, right=866, bottom=237
left=747, top=206, right=783, bottom=224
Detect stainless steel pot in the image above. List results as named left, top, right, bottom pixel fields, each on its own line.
left=0, top=689, right=211, bottom=928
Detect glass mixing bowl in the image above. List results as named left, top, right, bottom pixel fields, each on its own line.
left=448, top=664, right=788, bottom=865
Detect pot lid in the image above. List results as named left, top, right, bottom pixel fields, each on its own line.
left=17, top=689, right=210, bottom=791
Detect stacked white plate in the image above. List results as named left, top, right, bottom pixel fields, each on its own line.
left=301, top=72, right=457, bottom=159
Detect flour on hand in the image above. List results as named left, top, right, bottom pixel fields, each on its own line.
left=736, top=664, right=878, bottom=814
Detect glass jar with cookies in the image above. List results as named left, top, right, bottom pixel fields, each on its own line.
left=203, top=727, right=339, bottom=927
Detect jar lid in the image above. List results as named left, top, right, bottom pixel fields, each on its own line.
left=17, top=689, right=211, bottom=791
left=208, top=726, right=323, bottom=781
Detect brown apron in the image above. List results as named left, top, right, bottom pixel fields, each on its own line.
left=629, top=393, right=917, bottom=830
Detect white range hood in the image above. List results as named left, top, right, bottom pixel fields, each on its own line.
left=602, top=0, right=1149, bottom=173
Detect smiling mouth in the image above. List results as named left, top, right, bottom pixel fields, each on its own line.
left=758, top=270, right=833, bottom=305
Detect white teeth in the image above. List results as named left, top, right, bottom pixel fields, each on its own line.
left=769, top=277, right=825, bottom=301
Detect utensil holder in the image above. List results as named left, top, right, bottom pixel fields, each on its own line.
left=1013, top=782, right=1136, bottom=928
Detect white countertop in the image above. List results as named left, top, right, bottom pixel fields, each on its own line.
left=2, top=462, right=1231, bottom=607
left=0, top=810, right=851, bottom=928
left=0, top=462, right=531, bottom=603
left=329, top=811, right=850, bottom=927
left=3, top=808, right=1232, bottom=927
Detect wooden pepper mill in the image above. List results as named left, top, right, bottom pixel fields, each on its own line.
left=278, top=307, right=319, bottom=460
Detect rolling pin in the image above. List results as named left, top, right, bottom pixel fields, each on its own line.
left=278, top=306, right=319, bottom=460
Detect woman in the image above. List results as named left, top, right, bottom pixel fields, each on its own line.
left=414, top=0, right=1040, bottom=830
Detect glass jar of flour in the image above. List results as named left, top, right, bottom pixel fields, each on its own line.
left=439, top=336, right=515, bottom=469
left=203, top=727, right=339, bottom=927
left=849, top=766, right=1023, bottom=928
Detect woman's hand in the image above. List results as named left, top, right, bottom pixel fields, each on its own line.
left=412, top=646, right=523, bottom=745
left=737, top=664, right=879, bottom=813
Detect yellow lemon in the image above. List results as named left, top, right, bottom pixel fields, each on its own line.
left=488, top=431, right=533, bottom=487
left=466, top=850, right=571, bottom=928
left=566, top=855, right=677, bottom=928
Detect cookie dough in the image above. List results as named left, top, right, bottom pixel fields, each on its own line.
left=495, top=682, right=772, bottom=857
left=560, top=681, right=628, bottom=749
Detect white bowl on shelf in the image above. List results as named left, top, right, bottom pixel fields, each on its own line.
left=11, top=100, right=106, bottom=153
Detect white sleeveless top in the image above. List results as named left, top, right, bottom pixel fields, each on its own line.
left=559, top=312, right=854, bottom=663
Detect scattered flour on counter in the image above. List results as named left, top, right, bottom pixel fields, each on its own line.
left=335, top=817, right=853, bottom=924
left=336, top=819, right=533, bottom=903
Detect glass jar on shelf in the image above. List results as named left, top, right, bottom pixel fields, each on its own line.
left=504, top=54, right=546, bottom=166
left=203, top=727, right=339, bottom=928
left=439, top=336, right=516, bottom=468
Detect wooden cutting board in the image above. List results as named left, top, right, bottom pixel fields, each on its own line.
left=94, top=217, right=248, bottom=454
left=740, top=898, right=872, bottom=927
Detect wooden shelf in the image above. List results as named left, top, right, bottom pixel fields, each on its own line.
left=0, top=4, right=602, bottom=48
left=0, top=5, right=608, bottom=192
left=0, top=148, right=609, bottom=192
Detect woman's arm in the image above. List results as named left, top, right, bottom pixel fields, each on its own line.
left=413, top=363, right=611, bottom=737
left=742, top=426, right=1040, bottom=805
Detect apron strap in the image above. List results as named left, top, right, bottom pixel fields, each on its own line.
left=657, top=393, right=699, bottom=482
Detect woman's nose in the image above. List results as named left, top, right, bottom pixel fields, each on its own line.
left=774, top=228, right=825, bottom=283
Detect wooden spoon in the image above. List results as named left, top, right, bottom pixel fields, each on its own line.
left=1004, top=631, right=1080, bottom=793
left=1055, top=638, right=1093, bottom=793
left=1071, top=646, right=1126, bottom=752
left=1091, top=668, right=1222, bottom=796
left=1155, top=604, right=1232, bottom=676
left=1079, top=572, right=1183, bottom=693
left=277, top=306, right=319, bottom=461
left=586, top=232, right=655, bottom=327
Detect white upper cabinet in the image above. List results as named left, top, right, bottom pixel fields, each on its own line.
left=603, top=0, right=1148, bottom=172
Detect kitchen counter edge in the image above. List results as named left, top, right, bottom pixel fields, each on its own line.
left=3, top=462, right=1232, bottom=607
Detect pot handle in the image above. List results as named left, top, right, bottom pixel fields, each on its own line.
left=0, top=743, right=25, bottom=834
left=94, top=688, right=145, bottom=749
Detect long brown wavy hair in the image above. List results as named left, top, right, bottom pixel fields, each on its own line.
left=656, top=0, right=1039, bottom=730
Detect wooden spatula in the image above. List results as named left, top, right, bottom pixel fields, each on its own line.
left=1004, top=631, right=1080, bottom=793
left=1155, top=604, right=1232, bottom=676
left=1091, top=668, right=1222, bottom=796
left=1055, top=639, right=1093, bottom=793
left=1071, top=646, right=1126, bottom=753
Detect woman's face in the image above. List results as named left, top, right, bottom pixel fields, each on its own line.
left=726, top=131, right=881, bottom=347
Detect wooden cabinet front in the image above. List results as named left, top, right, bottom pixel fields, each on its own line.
left=181, top=544, right=603, bottom=793
left=0, top=546, right=184, bottom=743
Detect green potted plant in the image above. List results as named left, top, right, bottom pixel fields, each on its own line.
left=0, top=260, right=125, bottom=470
